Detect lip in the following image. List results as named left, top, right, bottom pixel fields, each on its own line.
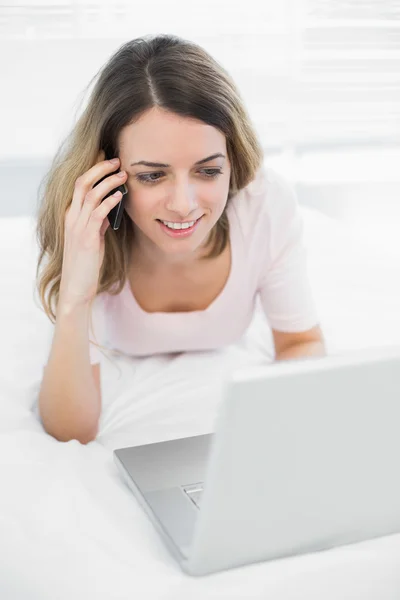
left=157, top=216, right=203, bottom=238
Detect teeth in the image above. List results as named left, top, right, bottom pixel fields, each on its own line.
left=161, top=220, right=196, bottom=230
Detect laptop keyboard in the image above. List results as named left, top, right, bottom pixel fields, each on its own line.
left=182, top=482, right=204, bottom=509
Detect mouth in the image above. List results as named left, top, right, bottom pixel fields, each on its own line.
left=156, top=216, right=204, bottom=238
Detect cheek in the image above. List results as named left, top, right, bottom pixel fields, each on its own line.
left=124, top=189, right=155, bottom=219
left=208, top=183, right=229, bottom=210
left=203, top=179, right=228, bottom=204
left=209, top=195, right=226, bottom=213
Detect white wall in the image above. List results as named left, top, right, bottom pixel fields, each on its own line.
left=1, top=1, right=399, bottom=259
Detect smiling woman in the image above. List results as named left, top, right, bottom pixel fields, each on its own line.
left=34, top=33, right=324, bottom=444
left=115, top=106, right=233, bottom=265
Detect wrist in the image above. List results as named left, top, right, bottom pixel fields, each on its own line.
left=57, top=296, right=92, bottom=320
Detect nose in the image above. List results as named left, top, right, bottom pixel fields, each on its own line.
left=165, top=179, right=198, bottom=218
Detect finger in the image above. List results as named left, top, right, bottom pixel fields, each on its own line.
left=69, top=157, right=121, bottom=220
left=100, top=215, right=110, bottom=237
left=87, top=192, right=123, bottom=236
left=78, top=172, right=126, bottom=228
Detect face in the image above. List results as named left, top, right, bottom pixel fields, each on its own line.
left=118, top=107, right=231, bottom=266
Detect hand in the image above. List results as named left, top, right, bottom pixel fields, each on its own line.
left=58, top=151, right=128, bottom=309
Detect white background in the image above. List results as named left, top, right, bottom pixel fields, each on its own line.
left=1, top=0, right=399, bottom=257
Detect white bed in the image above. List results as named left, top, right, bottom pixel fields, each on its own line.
left=1, top=208, right=400, bottom=599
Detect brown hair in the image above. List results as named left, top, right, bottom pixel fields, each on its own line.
left=35, top=33, right=264, bottom=361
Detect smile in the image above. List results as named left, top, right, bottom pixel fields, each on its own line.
left=157, top=216, right=203, bottom=238
left=159, top=219, right=199, bottom=230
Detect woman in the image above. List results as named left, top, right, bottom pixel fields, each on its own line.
left=36, top=34, right=325, bottom=444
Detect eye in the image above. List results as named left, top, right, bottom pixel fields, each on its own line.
left=135, top=168, right=223, bottom=185
left=202, top=168, right=223, bottom=179
left=135, top=172, right=163, bottom=184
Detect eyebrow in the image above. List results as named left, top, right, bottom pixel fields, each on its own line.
left=129, top=153, right=226, bottom=168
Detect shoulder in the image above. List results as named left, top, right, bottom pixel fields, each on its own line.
left=229, top=164, right=299, bottom=241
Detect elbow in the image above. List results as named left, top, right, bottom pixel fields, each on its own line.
left=42, top=419, right=99, bottom=445
left=55, top=429, right=98, bottom=445
left=75, top=428, right=98, bottom=445
left=83, top=424, right=99, bottom=444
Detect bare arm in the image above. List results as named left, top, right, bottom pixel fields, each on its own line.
left=37, top=153, right=127, bottom=443
left=38, top=303, right=101, bottom=444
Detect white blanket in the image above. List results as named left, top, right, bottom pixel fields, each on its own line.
left=1, top=210, right=400, bottom=599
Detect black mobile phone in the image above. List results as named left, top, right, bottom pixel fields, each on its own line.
left=92, top=151, right=128, bottom=231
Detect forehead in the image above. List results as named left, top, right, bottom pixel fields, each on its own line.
left=118, top=108, right=227, bottom=160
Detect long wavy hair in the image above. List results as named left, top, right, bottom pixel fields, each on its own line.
left=35, top=33, right=264, bottom=358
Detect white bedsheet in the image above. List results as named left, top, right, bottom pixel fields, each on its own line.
left=1, top=209, right=400, bottom=599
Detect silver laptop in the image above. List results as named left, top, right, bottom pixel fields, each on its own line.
left=113, top=345, right=400, bottom=576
